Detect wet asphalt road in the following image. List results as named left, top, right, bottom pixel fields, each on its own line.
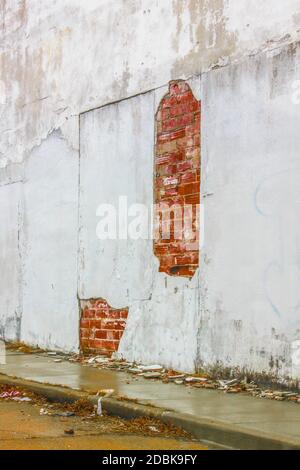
left=0, top=401, right=207, bottom=450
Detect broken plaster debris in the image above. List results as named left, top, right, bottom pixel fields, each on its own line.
left=185, top=377, right=208, bottom=383
left=141, top=372, right=162, bottom=379
left=12, top=396, right=32, bottom=402
left=168, top=374, right=186, bottom=381
left=63, top=353, right=300, bottom=402
left=140, top=365, right=163, bottom=372
left=174, top=380, right=184, bottom=385
left=6, top=346, right=300, bottom=406
left=148, top=425, right=160, bottom=433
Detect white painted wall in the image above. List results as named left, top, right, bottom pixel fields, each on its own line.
left=199, top=42, right=300, bottom=378
left=0, top=182, right=22, bottom=341
left=79, top=94, right=156, bottom=306
left=20, top=130, right=79, bottom=352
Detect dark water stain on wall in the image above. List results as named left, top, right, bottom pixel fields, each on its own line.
left=171, top=0, right=237, bottom=78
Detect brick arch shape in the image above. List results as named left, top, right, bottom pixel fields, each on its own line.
left=154, top=80, right=201, bottom=278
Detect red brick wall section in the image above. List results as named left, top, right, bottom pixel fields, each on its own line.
left=80, top=299, right=128, bottom=356
left=154, top=80, right=201, bottom=278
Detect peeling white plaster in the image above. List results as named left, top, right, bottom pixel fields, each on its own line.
left=20, top=130, right=79, bottom=352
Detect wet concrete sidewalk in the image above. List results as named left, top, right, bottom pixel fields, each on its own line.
left=1, top=350, right=300, bottom=446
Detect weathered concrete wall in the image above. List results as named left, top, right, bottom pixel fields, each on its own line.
left=199, top=42, right=300, bottom=379
left=1, top=1, right=300, bottom=378
left=20, top=130, right=79, bottom=352
left=1, top=1, right=300, bottom=168
left=0, top=129, right=79, bottom=351
left=0, top=182, right=22, bottom=341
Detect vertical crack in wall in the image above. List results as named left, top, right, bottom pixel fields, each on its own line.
left=154, top=80, right=201, bottom=278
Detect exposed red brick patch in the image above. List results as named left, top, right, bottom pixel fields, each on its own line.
left=80, top=299, right=128, bottom=356
left=154, top=80, right=201, bottom=278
